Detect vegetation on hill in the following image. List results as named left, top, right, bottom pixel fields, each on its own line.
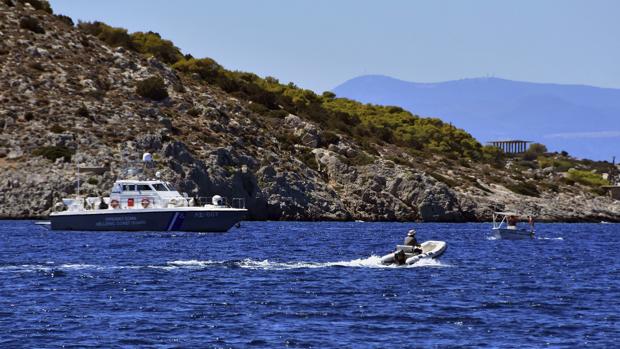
left=73, top=18, right=618, bottom=197
left=77, top=21, right=182, bottom=64
left=76, top=21, right=493, bottom=161
left=136, top=76, right=169, bottom=101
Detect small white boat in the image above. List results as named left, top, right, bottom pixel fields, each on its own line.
left=492, top=212, right=534, bottom=240
left=380, top=240, right=447, bottom=265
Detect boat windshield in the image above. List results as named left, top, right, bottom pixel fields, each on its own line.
left=137, top=184, right=152, bottom=191
left=152, top=183, right=169, bottom=191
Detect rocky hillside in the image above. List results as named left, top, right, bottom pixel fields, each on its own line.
left=1, top=1, right=619, bottom=222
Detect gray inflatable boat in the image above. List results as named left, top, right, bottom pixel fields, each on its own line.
left=380, top=240, right=447, bottom=265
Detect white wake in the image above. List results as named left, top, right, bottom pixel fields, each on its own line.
left=167, top=256, right=449, bottom=270
left=0, top=257, right=449, bottom=273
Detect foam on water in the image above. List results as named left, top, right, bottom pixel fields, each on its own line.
left=0, top=256, right=450, bottom=273
left=167, top=256, right=449, bottom=270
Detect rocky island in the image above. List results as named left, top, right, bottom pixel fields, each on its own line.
left=1, top=0, right=618, bottom=222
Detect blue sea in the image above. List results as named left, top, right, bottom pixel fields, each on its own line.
left=1, top=221, right=619, bottom=348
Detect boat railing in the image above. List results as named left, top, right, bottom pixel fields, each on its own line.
left=59, top=195, right=246, bottom=211
left=191, top=196, right=246, bottom=209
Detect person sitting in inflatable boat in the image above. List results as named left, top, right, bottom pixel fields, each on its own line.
left=393, top=229, right=423, bottom=264
left=404, top=229, right=423, bottom=253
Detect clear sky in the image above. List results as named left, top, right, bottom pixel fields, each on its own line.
left=50, top=0, right=620, bottom=93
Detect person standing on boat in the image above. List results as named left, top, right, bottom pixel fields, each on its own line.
left=98, top=196, right=108, bottom=210
left=507, top=215, right=518, bottom=228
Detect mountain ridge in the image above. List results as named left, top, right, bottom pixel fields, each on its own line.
left=333, top=75, right=620, bottom=160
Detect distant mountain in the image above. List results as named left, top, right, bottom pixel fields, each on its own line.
left=333, top=75, right=620, bottom=160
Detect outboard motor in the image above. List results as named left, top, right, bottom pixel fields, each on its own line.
left=394, top=250, right=406, bottom=265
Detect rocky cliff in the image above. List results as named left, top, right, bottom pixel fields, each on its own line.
left=1, top=1, right=618, bottom=222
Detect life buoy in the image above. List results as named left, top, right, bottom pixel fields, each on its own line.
left=141, top=197, right=150, bottom=208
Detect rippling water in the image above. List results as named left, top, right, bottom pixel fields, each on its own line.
left=1, top=221, right=619, bottom=348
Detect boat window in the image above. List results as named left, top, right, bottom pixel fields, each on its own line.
left=152, top=183, right=169, bottom=191
left=137, top=184, right=152, bottom=191
left=122, top=184, right=137, bottom=192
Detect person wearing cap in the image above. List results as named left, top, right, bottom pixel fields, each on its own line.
left=404, top=229, right=423, bottom=254
left=404, top=229, right=418, bottom=246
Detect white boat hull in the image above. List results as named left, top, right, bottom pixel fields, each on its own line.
left=493, top=228, right=534, bottom=240
left=380, top=240, right=447, bottom=265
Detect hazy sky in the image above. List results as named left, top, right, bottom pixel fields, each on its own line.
left=50, top=0, right=620, bottom=92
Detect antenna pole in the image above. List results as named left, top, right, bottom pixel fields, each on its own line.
left=76, top=137, right=80, bottom=199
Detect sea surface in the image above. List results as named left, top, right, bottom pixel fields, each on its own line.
left=1, top=221, right=619, bottom=348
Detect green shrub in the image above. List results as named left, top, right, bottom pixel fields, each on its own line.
left=275, top=132, right=299, bottom=151
left=297, top=149, right=319, bottom=171
left=54, top=14, right=73, bottom=26
left=50, top=124, right=65, bottom=133
left=567, top=169, right=609, bottom=187
left=247, top=102, right=269, bottom=115
left=429, top=172, right=457, bottom=188
left=20, top=0, right=52, bottom=13
left=537, top=155, right=581, bottom=172
left=76, top=104, right=90, bottom=118
left=319, top=131, right=340, bottom=147
left=523, top=143, right=547, bottom=161
left=19, top=16, right=44, bottom=34
left=506, top=181, right=540, bottom=197
left=32, top=146, right=74, bottom=162
left=344, top=152, right=374, bottom=167
left=322, top=91, right=336, bottom=99
left=77, top=21, right=133, bottom=49
left=267, top=109, right=289, bottom=119
left=387, top=156, right=413, bottom=168
left=136, top=76, right=168, bottom=101
left=87, top=177, right=98, bottom=185
left=187, top=107, right=201, bottom=117
left=130, top=31, right=183, bottom=64
left=172, top=58, right=223, bottom=81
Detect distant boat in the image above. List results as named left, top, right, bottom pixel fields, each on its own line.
left=492, top=212, right=535, bottom=240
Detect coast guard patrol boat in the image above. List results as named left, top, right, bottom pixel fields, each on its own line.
left=46, top=153, right=247, bottom=232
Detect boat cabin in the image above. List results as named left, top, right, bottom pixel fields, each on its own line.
left=60, top=179, right=231, bottom=212
left=109, top=179, right=188, bottom=209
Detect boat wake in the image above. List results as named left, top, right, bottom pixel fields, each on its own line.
left=0, top=257, right=448, bottom=273
left=167, top=256, right=449, bottom=270
left=537, top=237, right=564, bottom=241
